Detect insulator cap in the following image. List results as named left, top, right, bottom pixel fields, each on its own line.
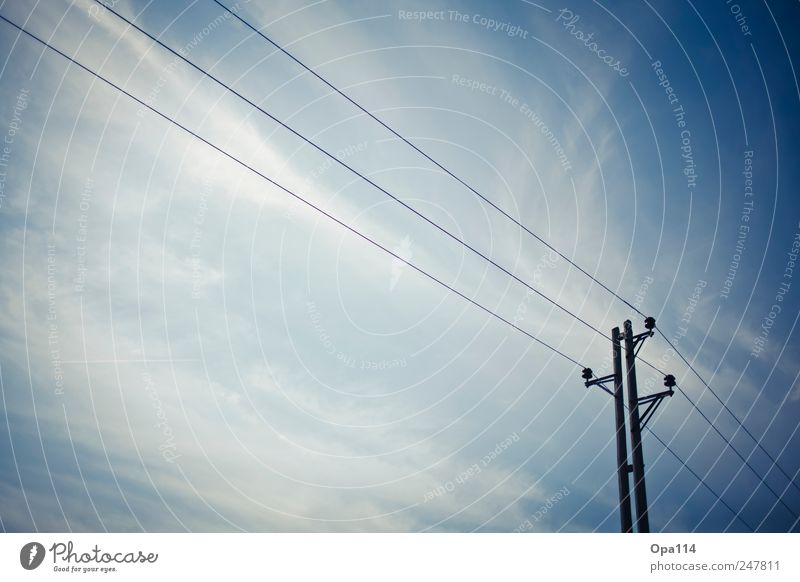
left=581, top=368, right=594, bottom=380
left=664, top=374, right=676, bottom=388
left=644, top=316, right=656, bottom=330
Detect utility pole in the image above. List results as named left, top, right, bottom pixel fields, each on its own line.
left=624, top=318, right=650, bottom=533
left=582, top=327, right=632, bottom=533
left=612, top=327, right=632, bottom=533
left=583, top=317, right=676, bottom=533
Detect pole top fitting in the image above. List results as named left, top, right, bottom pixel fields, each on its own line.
left=664, top=374, right=676, bottom=388
left=644, top=316, right=656, bottom=331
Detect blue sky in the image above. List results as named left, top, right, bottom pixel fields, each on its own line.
left=0, top=0, right=798, bottom=532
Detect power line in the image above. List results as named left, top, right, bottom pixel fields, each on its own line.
left=93, top=5, right=764, bottom=488
left=1, top=11, right=763, bottom=536
left=644, top=427, right=756, bottom=532
left=0, top=12, right=584, bottom=371
left=95, top=0, right=800, bottom=521
left=659, top=329, right=800, bottom=497
left=94, top=0, right=610, bottom=343
left=0, top=11, right=784, bottom=532
left=96, top=3, right=800, bottom=510
left=212, top=0, right=647, bottom=320
left=211, top=0, right=800, bottom=500
left=651, top=382, right=799, bottom=522
left=629, top=354, right=799, bottom=520
left=637, top=341, right=800, bottom=515
left=92, top=1, right=800, bottom=508
left=674, top=399, right=798, bottom=516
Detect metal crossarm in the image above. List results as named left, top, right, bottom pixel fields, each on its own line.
left=638, top=389, right=675, bottom=431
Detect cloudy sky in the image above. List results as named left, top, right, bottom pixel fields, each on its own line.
left=0, top=0, right=798, bottom=532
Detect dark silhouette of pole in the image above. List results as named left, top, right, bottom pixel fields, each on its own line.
left=624, top=319, right=650, bottom=533
left=581, top=326, right=634, bottom=533
left=612, top=326, right=633, bottom=533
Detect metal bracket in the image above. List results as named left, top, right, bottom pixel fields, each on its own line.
left=637, top=389, right=674, bottom=430
left=630, top=316, right=657, bottom=358
left=635, top=374, right=677, bottom=431
left=582, top=369, right=615, bottom=397
left=632, top=332, right=651, bottom=358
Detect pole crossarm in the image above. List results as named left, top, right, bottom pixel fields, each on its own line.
left=637, top=389, right=674, bottom=431
left=634, top=374, right=676, bottom=431
left=631, top=316, right=656, bottom=357
left=582, top=369, right=616, bottom=396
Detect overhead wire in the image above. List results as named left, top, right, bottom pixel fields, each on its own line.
left=644, top=427, right=757, bottom=531
left=207, top=0, right=800, bottom=500
left=90, top=1, right=615, bottom=346
left=0, top=9, right=782, bottom=531
left=89, top=1, right=798, bottom=504
left=0, top=12, right=585, bottom=370
left=84, top=1, right=800, bottom=519
left=211, top=0, right=648, bottom=319
left=659, top=330, right=800, bottom=496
